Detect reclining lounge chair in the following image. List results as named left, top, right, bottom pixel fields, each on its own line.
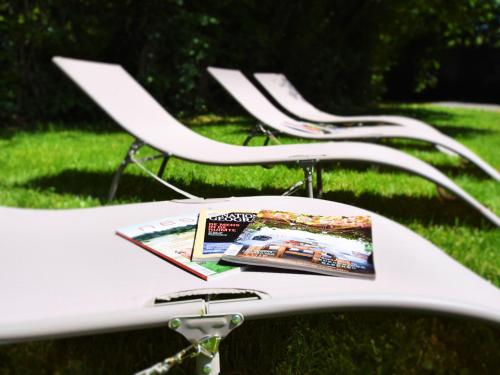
left=255, top=72, right=442, bottom=128
left=207, top=67, right=500, bottom=181
left=52, top=57, right=499, bottom=226
left=1, top=196, right=499, bottom=373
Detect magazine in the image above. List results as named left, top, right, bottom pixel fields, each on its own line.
left=192, top=209, right=257, bottom=262
left=116, top=213, right=238, bottom=281
left=222, top=210, right=375, bottom=278
left=282, top=121, right=331, bottom=134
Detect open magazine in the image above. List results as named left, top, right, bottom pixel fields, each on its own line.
left=116, top=213, right=238, bottom=281
left=222, top=210, right=375, bottom=278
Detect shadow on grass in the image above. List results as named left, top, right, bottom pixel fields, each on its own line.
left=433, top=125, right=495, bottom=139
left=375, top=137, right=491, bottom=156
left=316, top=159, right=490, bottom=180
left=21, top=169, right=494, bottom=228
left=247, top=157, right=490, bottom=181
left=344, top=104, right=454, bottom=120
left=354, top=105, right=496, bottom=138
left=427, top=163, right=493, bottom=179
left=185, top=115, right=255, bottom=128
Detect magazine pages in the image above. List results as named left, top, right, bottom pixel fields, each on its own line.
left=116, top=214, right=238, bottom=281
left=282, top=120, right=331, bottom=134
left=223, top=210, right=375, bottom=278
left=192, top=209, right=257, bottom=262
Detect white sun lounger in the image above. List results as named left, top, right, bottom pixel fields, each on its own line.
left=0, top=196, right=499, bottom=374
left=207, top=67, right=500, bottom=181
left=254, top=72, right=439, bottom=128
left=52, top=57, right=499, bottom=226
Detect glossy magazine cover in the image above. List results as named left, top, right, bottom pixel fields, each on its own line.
left=192, top=209, right=257, bottom=262
left=223, top=210, right=374, bottom=278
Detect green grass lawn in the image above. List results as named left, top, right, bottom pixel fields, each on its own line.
left=0, top=104, right=499, bottom=374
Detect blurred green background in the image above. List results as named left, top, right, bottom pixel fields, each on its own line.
left=1, top=0, right=498, bottom=123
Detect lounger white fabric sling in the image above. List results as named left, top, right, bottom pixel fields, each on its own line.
left=52, top=57, right=500, bottom=226
left=1, top=196, right=499, bottom=346
left=254, top=72, right=437, bottom=128
left=207, top=67, right=500, bottom=181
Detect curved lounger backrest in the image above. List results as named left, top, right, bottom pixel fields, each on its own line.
left=207, top=67, right=303, bottom=127
left=254, top=72, right=341, bottom=122
left=54, top=57, right=334, bottom=164
left=53, top=57, right=243, bottom=163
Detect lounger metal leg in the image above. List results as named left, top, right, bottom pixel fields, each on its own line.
left=303, top=164, right=315, bottom=198
left=108, top=161, right=127, bottom=202
left=136, top=313, right=244, bottom=375
left=108, top=139, right=144, bottom=201
left=243, top=125, right=261, bottom=145
left=258, top=123, right=281, bottom=145
left=243, top=124, right=281, bottom=146
left=157, top=155, right=170, bottom=179
left=243, top=133, right=254, bottom=146
left=283, top=161, right=317, bottom=198
left=316, top=163, right=323, bottom=199
left=282, top=180, right=304, bottom=196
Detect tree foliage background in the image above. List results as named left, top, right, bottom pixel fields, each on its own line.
left=0, top=0, right=498, bottom=123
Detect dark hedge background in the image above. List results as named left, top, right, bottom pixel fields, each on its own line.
left=0, top=0, right=498, bottom=123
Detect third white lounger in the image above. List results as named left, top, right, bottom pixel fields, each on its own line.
left=207, top=67, right=499, bottom=181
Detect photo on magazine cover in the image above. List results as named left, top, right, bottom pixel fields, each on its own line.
left=223, top=210, right=374, bottom=278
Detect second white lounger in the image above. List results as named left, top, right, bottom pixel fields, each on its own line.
left=53, top=57, right=499, bottom=225
left=207, top=67, right=499, bottom=181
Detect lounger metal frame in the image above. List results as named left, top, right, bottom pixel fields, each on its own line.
left=107, top=139, right=194, bottom=201
left=108, top=138, right=324, bottom=201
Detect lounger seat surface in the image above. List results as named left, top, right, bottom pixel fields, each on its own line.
left=0, top=196, right=498, bottom=345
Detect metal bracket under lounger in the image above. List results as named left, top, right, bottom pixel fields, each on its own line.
left=136, top=313, right=244, bottom=375
left=108, top=139, right=198, bottom=201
